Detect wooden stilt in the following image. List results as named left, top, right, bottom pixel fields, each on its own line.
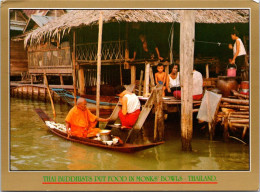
left=223, top=115, right=229, bottom=142
left=26, top=86, right=29, bottom=98
left=206, top=64, right=209, bottom=79
left=180, top=10, right=195, bottom=151
left=143, top=62, right=150, bottom=97
left=31, top=75, right=33, bottom=84
left=44, top=73, right=56, bottom=118
left=44, top=87, right=47, bottom=102
left=59, top=74, right=64, bottom=85
left=149, top=67, right=155, bottom=87
left=72, top=30, right=77, bottom=106
left=138, top=70, right=144, bottom=96
left=21, top=87, right=23, bottom=98
left=131, top=65, right=136, bottom=86
left=37, top=86, right=40, bottom=100
left=154, top=85, right=164, bottom=141
left=78, top=67, right=85, bottom=96
left=96, top=12, right=103, bottom=118
left=31, top=86, right=34, bottom=100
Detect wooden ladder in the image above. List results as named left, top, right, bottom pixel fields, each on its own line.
left=105, top=84, right=163, bottom=143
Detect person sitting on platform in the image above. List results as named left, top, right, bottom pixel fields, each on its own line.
left=155, top=63, right=167, bottom=96
left=173, top=66, right=203, bottom=101
left=115, top=85, right=141, bottom=129
left=65, top=97, right=109, bottom=138
left=165, top=63, right=181, bottom=96
left=130, top=34, right=163, bottom=62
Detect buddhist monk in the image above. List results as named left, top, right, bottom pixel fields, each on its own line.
left=65, top=97, right=109, bottom=138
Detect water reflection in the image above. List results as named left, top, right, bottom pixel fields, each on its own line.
left=10, top=97, right=249, bottom=171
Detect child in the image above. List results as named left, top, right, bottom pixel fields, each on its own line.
left=155, top=63, right=167, bottom=96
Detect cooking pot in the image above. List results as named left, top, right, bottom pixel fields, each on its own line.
left=217, top=76, right=238, bottom=97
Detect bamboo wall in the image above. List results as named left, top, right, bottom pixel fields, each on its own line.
left=28, top=41, right=72, bottom=74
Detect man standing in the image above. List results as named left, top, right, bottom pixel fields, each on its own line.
left=65, top=98, right=109, bottom=138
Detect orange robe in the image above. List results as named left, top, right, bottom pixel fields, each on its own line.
left=65, top=106, right=100, bottom=138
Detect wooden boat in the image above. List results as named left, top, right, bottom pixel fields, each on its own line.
left=35, top=108, right=164, bottom=153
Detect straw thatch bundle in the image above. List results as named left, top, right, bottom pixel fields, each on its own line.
left=25, top=9, right=249, bottom=46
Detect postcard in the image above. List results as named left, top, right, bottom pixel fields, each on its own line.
left=1, top=0, right=259, bottom=191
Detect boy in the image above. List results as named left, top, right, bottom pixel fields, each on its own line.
left=155, top=63, right=167, bottom=96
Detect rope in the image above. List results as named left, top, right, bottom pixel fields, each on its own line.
left=194, top=40, right=229, bottom=46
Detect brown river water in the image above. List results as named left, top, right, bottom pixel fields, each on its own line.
left=10, top=97, right=249, bottom=171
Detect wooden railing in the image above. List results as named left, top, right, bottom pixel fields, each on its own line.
left=76, top=40, right=126, bottom=62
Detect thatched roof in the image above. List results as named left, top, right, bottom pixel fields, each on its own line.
left=25, top=9, right=249, bottom=46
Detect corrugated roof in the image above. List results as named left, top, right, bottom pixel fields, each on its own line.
left=31, top=15, right=54, bottom=27
left=23, top=10, right=49, bottom=17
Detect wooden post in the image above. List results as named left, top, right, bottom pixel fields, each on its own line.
left=44, top=87, right=47, bottom=102
left=31, top=75, right=33, bottom=84
left=31, top=86, right=34, bottom=100
left=72, top=30, right=77, bottom=106
left=78, top=67, right=85, bottom=96
left=59, top=74, right=64, bottom=85
left=138, top=70, right=144, bottom=96
left=180, top=10, right=195, bottom=151
left=96, top=13, right=103, bottom=118
left=37, top=86, right=40, bottom=100
left=206, top=64, right=209, bottom=79
left=26, top=86, right=29, bottom=98
left=167, top=21, right=174, bottom=74
left=149, top=67, right=155, bottom=87
left=154, top=85, right=164, bottom=141
left=131, top=65, right=136, bottom=86
left=44, top=73, right=56, bottom=118
left=223, top=115, right=229, bottom=142
left=143, top=62, right=150, bottom=97
left=125, top=23, right=129, bottom=61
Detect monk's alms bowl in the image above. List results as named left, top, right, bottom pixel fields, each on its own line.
left=99, top=129, right=112, bottom=141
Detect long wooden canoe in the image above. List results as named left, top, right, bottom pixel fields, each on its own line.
left=35, top=108, right=164, bottom=153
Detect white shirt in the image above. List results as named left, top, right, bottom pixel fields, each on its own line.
left=193, top=70, right=203, bottom=95
left=124, top=94, right=141, bottom=114
left=233, top=38, right=246, bottom=56
left=169, top=72, right=180, bottom=88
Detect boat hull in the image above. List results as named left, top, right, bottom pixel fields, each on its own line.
left=35, top=108, right=164, bottom=153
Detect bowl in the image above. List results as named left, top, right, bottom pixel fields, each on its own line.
left=106, top=141, right=113, bottom=146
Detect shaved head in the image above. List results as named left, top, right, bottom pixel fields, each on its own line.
left=77, top=97, right=86, bottom=105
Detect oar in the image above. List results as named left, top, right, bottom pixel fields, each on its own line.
left=44, top=73, right=56, bottom=119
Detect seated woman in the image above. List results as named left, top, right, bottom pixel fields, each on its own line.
left=173, top=68, right=203, bottom=101
left=115, top=85, right=141, bottom=129
left=165, top=64, right=181, bottom=96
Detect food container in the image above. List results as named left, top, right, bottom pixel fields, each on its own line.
left=99, top=129, right=112, bottom=141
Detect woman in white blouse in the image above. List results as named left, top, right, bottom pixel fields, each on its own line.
left=165, top=64, right=180, bottom=96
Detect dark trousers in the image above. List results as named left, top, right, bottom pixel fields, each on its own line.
left=236, top=55, right=245, bottom=76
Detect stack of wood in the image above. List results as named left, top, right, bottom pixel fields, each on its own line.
left=216, top=90, right=249, bottom=141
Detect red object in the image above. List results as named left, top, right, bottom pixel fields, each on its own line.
left=240, top=81, right=249, bottom=89
left=173, top=90, right=203, bottom=100
left=118, top=109, right=141, bottom=128
left=240, top=91, right=249, bottom=95
left=227, top=64, right=237, bottom=77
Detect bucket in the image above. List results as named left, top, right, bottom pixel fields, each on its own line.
left=240, top=81, right=249, bottom=89
left=240, top=81, right=249, bottom=95
left=227, top=64, right=237, bottom=77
